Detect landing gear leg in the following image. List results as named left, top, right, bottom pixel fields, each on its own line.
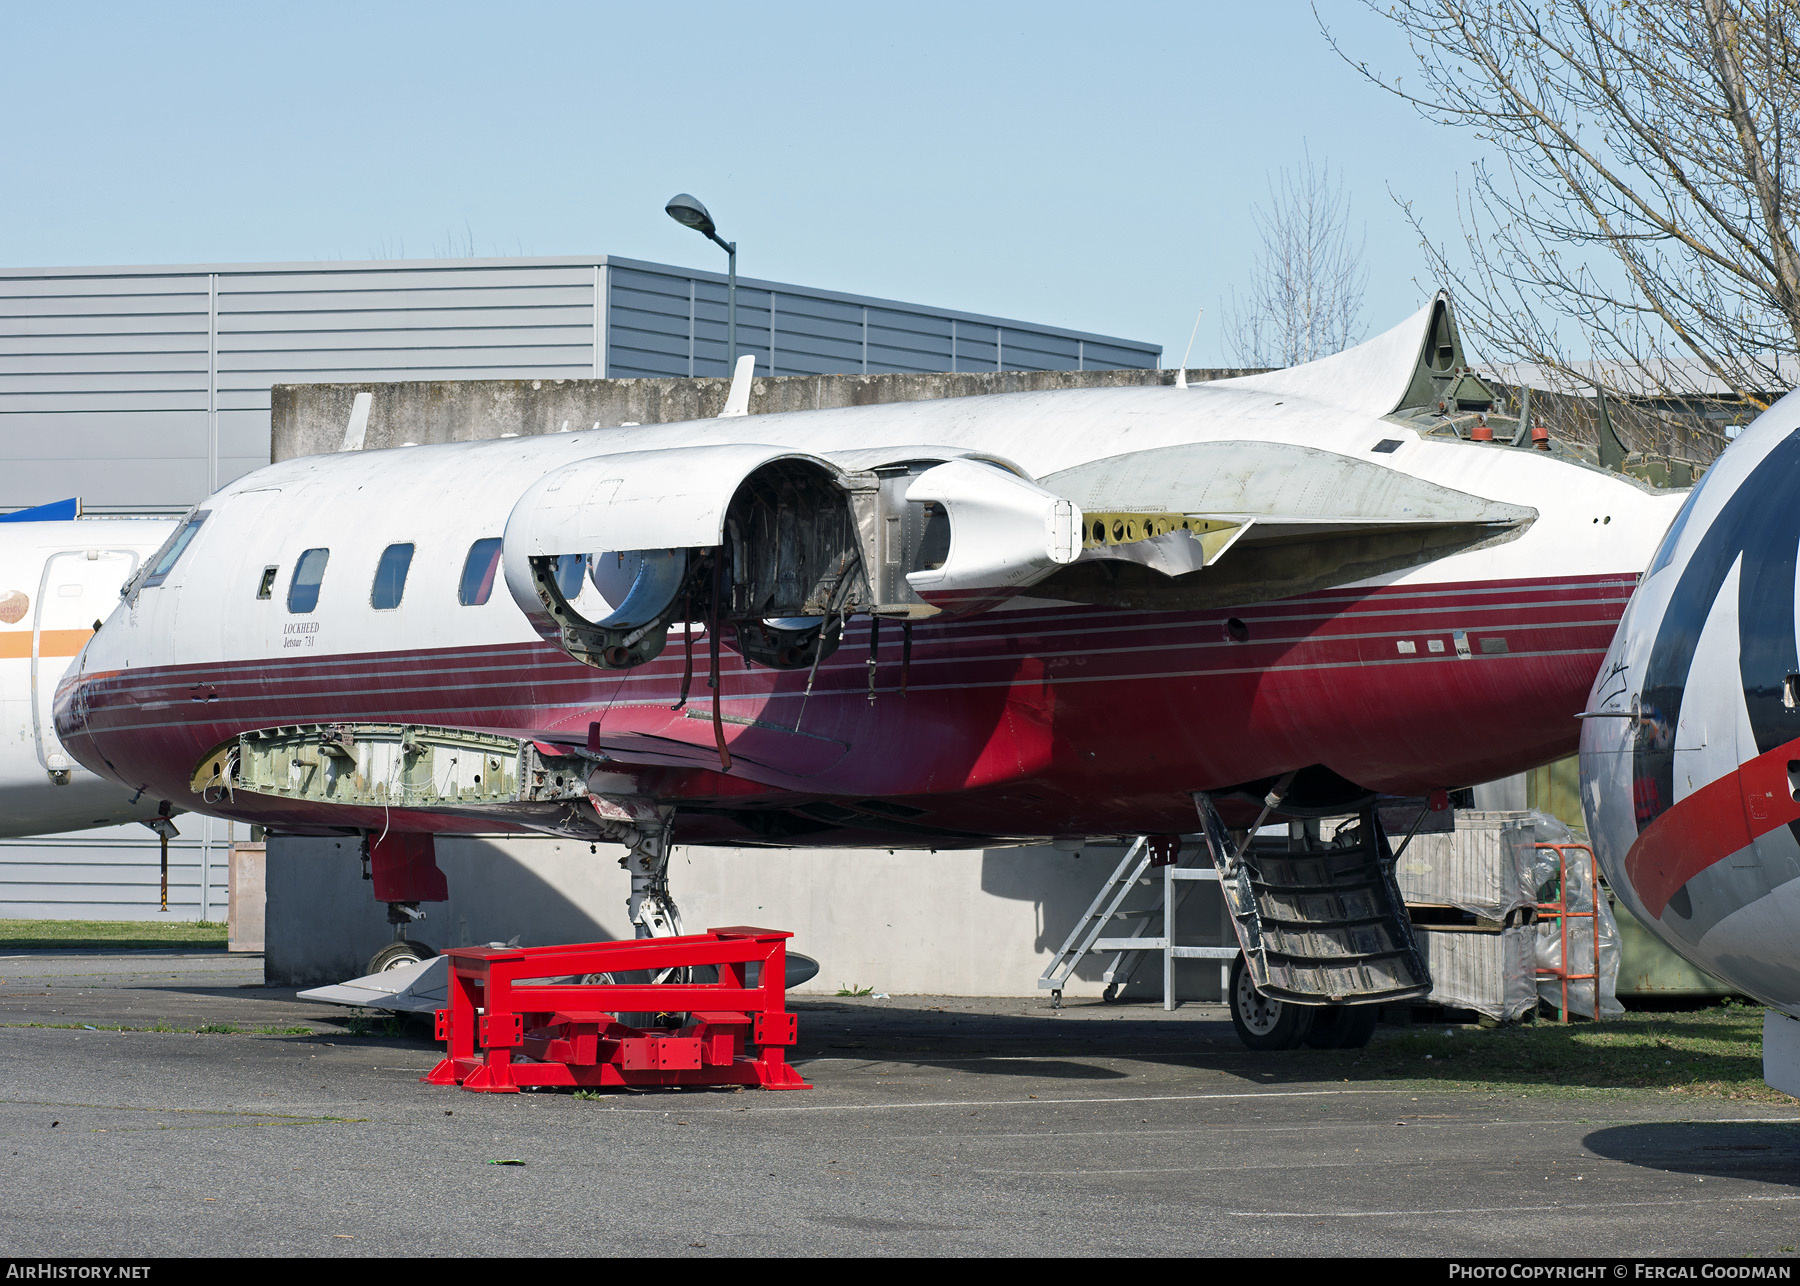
left=386, top=899, right=423, bottom=936
left=616, top=815, right=683, bottom=1021
left=621, top=817, right=680, bottom=940
left=360, top=832, right=446, bottom=975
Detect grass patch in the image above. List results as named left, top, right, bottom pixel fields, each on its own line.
left=1314, top=1001, right=1797, bottom=1105
left=0, top=918, right=228, bottom=951
left=340, top=1010, right=418, bottom=1038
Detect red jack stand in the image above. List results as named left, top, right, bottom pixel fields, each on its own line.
left=424, top=927, right=811, bottom=1093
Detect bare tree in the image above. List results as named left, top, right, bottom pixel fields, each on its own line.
left=1226, top=147, right=1368, bottom=367
left=1322, top=1, right=1800, bottom=457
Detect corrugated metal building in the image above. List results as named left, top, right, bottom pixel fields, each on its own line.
left=0, top=254, right=1158, bottom=920
left=0, top=255, right=1159, bottom=515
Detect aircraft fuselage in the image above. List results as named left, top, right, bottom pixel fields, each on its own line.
left=56, top=376, right=1680, bottom=847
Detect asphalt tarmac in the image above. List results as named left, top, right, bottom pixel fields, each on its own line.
left=2, top=950, right=1797, bottom=1258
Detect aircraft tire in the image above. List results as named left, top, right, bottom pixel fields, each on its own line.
left=367, top=939, right=436, bottom=974
left=1302, top=1003, right=1380, bottom=1050
left=1228, top=954, right=1314, bottom=1051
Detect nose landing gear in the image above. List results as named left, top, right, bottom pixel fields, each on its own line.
left=360, top=833, right=449, bottom=976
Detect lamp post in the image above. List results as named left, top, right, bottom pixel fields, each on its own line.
left=664, top=193, right=737, bottom=371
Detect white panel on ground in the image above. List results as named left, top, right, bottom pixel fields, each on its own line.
left=300, top=956, right=448, bottom=1013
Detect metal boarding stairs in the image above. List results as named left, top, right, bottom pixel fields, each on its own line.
left=1194, top=794, right=1431, bottom=1006
left=1039, top=795, right=1433, bottom=1011
left=1037, top=835, right=1238, bottom=1009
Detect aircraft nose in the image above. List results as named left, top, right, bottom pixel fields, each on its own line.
left=52, top=617, right=120, bottom=768
left=51, top=652, right=91, bottom=747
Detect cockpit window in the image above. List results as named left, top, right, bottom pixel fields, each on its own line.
left=370, top=543, right=415, bottom=610
left=288, top=548, right=330, bottom=613
left=138, top=511, right=209, bottom=590
left=1646, top=467, right=1715, bottom=579
left=459, top=538, right=503, bottom=606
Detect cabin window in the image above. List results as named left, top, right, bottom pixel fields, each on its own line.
left=554, top=553, right=586, bottom=601
left=139, top=511, right=209, bottom=589
left=256, top=566, right=278, bottom=600
left=459, top=538, right=503, bottom=605
left=288, top=548, right=330, bottom=613
left=370, top=543, right=415, bottom=610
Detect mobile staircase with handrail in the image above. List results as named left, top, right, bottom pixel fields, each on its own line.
left=1040, top=794, right=1433, bottom=1051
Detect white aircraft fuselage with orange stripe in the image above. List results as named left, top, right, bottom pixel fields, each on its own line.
left=0, top=518, right=175, bottom=836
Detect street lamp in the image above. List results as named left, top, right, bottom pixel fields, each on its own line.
left=664, top=193, right=737, bottom=370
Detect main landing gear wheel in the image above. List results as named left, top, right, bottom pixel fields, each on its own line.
left=1228, top=953, right=1314, bottom=1051
left=366, top=940, right=436, bottom=975
left=1303, top=1003, right=1380, bottom=1050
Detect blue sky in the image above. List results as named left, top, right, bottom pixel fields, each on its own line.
left=0, top=1, right=1474, bottom=365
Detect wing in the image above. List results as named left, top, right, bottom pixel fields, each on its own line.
left=1032, top=439, right=1536, bottom=611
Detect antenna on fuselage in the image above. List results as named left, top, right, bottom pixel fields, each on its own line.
left=339, top=391, right=373, bottom=451
left=718, top=354, right=756, bottom=418
left=1174, top=309, right=1203, bottom=390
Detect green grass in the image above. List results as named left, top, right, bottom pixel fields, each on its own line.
left=0, top=918, right=229, bottom=951
left=340, top=1010, right=417, bottom=1038
left=1313, top=1001, right=1796, bottom=1105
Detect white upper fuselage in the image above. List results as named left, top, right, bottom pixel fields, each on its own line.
left=76, top=380, right=1680, bottom=679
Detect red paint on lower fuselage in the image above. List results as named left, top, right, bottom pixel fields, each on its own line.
left=58, top=575, right=1634, bottom=842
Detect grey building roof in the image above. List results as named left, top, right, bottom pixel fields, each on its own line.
left=0, top=255, right=1160, bottom=513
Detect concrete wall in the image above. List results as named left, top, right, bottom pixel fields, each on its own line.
left=265, top=833, right=1233, bottom=1000
left=271, top=366, right=1261, bottom=459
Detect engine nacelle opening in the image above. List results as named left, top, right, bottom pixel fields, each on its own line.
left=519, top=546, right=689, bottom=670
left=503, top=444, right=1060, bottom=671
left=721, top=459, right=861, bottom=620
left=902, top=458, right=1082, bottom=609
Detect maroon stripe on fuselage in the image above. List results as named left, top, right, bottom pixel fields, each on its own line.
left=61, top=574, right=1634, bottom=834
